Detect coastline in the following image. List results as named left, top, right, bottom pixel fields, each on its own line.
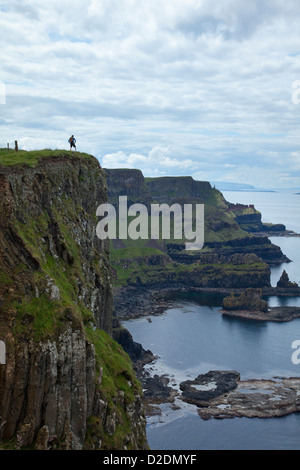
left=113, top=284, right=300, bottom=322
left=220, top=306, right=300, bottom=322
left=115, top=281, right=300, bottom=423
left=113, top=193, right=300, bottom=447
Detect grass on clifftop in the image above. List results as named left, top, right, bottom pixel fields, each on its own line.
left=0, top=148, right=95, bottom=167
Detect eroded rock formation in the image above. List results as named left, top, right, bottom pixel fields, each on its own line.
left=277, top=270, right=299, bottom=288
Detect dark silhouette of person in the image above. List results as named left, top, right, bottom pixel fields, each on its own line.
left=68, top=135, right=76, bottom=151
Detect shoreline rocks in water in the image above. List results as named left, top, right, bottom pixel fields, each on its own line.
left=194, top=376, right=300, bottom=420
left=114, top=284, right=300, bottom=323
left=179, top=371, right=240, bottom=406
left=220, top=306, right=300, bottom=322
left=114, top=284, right=300, bottom=418
left=179, top=370, right=300, bottom=420
left=136, top=366, right=300, bottom=422
left=221, top=287, right=300, bottom=322
left=135, top=369, right=179, bottom=417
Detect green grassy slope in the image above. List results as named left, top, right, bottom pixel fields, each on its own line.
left=0, top=148, right=95, bottom=167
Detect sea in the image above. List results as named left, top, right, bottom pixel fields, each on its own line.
left=122, top=190, right=300, bottom=450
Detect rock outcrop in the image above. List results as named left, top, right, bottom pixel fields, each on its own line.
left=227, top=202, right=287, bottom=234
left=220, top=287, right=300, bottom=322
left=105, top=168, right=151, bottom=208
left=0, top=150, right=148, bottom=450
left=179, top=370, right=300, bottom=420
left=180, top=371, right=240, bottom=407
left=221, top=305, right=300, bottom=322
left=195, top=377, right=300, bottom=420
left=222, top=288, right=268, bottom=313
left=277, top=270, right=299, bottom=288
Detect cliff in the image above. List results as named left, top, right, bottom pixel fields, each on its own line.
left=0, top=149, right=148, bottom=450
left=227, top=202, right=286, bottom=234
left=105, top=169, right=288, bottom=259
left=106, top=168, right=152, bottom=208
left=104, top=169, right=289, bottom=290
left=105, top=170, right=247, bottom=245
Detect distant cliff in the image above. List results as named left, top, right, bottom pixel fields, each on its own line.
left=105, top=169, right=288, bottom=250
left=0, top=150, right=148, bottom=450
left=227, top=202, right=286, bottom=233
left=105, top=169, right=288, bottom=290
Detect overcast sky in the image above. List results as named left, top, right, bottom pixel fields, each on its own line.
left=1, top=0, right=300, bottom=188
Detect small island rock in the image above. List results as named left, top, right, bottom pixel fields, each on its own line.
left=222, top=288, right=268, bottom=312
left=277, top=270, right=298, bottom=288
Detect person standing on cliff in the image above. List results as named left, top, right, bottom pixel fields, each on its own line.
left=68, top=135, right=76, bottom=151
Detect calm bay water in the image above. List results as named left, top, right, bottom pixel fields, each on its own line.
left=123, top=190, right=300, bottom=450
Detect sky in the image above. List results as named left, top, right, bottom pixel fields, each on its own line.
left=0, top=0, right=300, bottom=189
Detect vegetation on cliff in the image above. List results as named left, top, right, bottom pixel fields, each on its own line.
left=111, top=253, right=270, bottom=289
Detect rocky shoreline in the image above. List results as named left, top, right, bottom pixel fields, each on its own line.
left=113, top=285, right=184, bottom=320
left=251, top=229, right=300, bottom=238
left=138, top=367, right=300, bottom=422
left=189, top=374, right=300, bottom=420
left=114, top=282, right=300, bottom=422
left=113, top=284, right=300, bottom=322
left=221, top=306, right=300, bottom=322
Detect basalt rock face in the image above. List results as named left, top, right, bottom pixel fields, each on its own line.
left=0, top=152, right=148, bottom=450
left=0, top=154, right=112, bottom=333
left=105, top=168, right=151, bottom=208
left=202, top=236, right=289, bottom=265
left=145, top=176, right=212, bottom=205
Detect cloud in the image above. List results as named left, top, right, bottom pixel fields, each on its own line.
left=102, top=146, right=198, bottom=174
left=0, top=0, right=300, bottom=188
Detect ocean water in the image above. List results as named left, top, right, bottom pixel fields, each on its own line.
left=123, top=190, right=300, bottom=450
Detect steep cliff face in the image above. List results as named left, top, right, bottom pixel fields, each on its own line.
left=106, top=168, right=151, bottom=208
left=227, top=202, right=286, bottom=233
left=0, top=150, right=147, bottom=450
left=145, top=176, right=212, bottom=204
